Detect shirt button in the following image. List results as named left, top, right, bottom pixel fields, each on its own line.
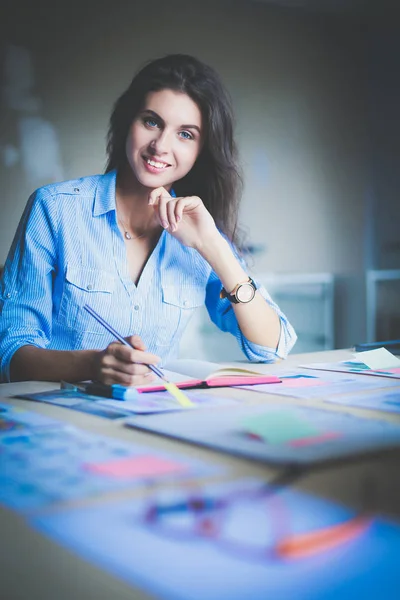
left=86, top=284, right=93, bottom=291
left=134, top=304, right=140, bottom=311
left=183, top=300, right=189, bottom=307
left=5, top=293, right=11, bottom=299
left=74, top=187, right=80, bottom=192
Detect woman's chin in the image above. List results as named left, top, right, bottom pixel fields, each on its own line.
left=136, top=172, right=174, bottom=191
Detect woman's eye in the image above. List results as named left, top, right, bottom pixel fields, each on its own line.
left=144, top=117, right=159, bottom=128
left=179, top=130, right=193, bottom=140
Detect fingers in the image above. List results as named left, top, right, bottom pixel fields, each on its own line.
left=96, top=339, right=161, bottom=386
left=148, top=186, right=170, bottom=203
left=149, top=192, right=201, bottom=233
left=148, top=187, right=171, bottom=209
left=173, top=197, right=187, bottom=224
left=148, top=187, right=184, bottom=232
left=157, top=195, right=172, bottom=230
left=126, top=334, right=146, bottom=351
left=148, top=187, right=170, bottom=229
left=167, top=200, right=178, bottom=232
left=100, top=369, right=157, bottom=387
left=107, top=342, right=160, bottom=368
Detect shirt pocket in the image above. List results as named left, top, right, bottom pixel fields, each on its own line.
left=156, top=284, right=205, bottom=347
left=58, top=266, right=115, bottom=333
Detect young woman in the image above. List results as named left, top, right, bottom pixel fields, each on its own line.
left=0, top=54, right=296, bottom=384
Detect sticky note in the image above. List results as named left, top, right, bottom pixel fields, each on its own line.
left=353, top=348, right=400, bottom=370
left=163, top=382, right=194, bottom=408
left=83, top=455, right=188, bottom=479
left=281, top=376, right=325, bottom=389
left=241, top=411, right=319, bottom=445
left=289, top=431, right=341, bottom=447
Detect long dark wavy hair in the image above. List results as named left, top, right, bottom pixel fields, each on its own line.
left=105, top=54, right=243, bottom=246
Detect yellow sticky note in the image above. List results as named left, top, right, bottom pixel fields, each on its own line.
left=163, top=382, right=194, bottom=408
left=353, top=347, right=400, bottom=370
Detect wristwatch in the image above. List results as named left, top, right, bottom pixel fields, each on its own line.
left=220, top=277, right=257, bottom=304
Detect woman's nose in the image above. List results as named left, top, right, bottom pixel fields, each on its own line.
left=150, top=130, right=171, bottom=155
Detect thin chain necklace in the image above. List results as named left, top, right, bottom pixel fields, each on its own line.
left=116, top=195, right=150, bottom=241
left=117, top=215, right=148, bottom=241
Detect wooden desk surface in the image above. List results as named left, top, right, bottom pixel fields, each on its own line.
left=1, top=349, right=400, bottom=600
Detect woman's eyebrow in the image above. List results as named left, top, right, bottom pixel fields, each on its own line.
left=180, top=123, right=201, bottom=134
left=142, top=109, right=201, bottom=134
left=141, top=109, right=163, bottom=122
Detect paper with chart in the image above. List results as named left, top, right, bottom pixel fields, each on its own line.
left=17, top=387, right=239, bottom=415
left=16, top=389, right=135, bottom=418
left=125, top=402, right=400, bottom=465
left=31, top=478, right=400, bottom=600
left=301, top=360, right=400, bottom=380
left=0, top=403, right=221, bottom=512
left=0, top=401, right=61, bottom=432
left=324, top=388, right=400, bottom=414
left=101, top=391, right=238, bottom=413
left=239, top=369, right=400, bottom=399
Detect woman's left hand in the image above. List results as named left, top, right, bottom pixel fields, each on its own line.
left=148, top=187, right=218, bottom=250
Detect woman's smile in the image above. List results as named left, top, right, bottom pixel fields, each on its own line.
left=142, top=155, right=171, bottom=173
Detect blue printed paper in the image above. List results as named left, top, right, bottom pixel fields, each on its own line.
left=31, top=479, right=400, bottom=600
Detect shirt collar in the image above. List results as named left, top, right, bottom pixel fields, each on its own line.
left=93, top=170, right=117, bottom=217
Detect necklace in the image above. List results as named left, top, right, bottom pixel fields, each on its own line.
left=116, top=194, right=157, bottom=241
left=118, top=216, right=148, bottom=241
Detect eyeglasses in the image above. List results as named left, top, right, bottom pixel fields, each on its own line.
left=137, top=482, right=372, bottom=562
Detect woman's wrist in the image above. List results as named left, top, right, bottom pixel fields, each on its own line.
left=196, top=232, right=249, bottom=293
left=80, top=349, right=103, bottom=382
left=194, top=229, right=226, bottom=261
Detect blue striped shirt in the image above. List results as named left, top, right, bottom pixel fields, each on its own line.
left=0, top=170, right=296, bottom=382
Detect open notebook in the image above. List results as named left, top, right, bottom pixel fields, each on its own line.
left=136, top=359, right=281, bottom=392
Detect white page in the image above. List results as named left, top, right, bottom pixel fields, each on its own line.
left=164, top=358, right=270, bottom=380
left=353, top=348, right=400, bottom=370
left=163, top=359, right=224, bottom=380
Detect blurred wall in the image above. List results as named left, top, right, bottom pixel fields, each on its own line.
left=0, top=0, right=398, bottom=349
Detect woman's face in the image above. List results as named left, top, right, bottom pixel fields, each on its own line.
left=126, top=89, right=203, bottom=191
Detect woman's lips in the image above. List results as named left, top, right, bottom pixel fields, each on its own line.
left=142, top=156, right=171, bottom=173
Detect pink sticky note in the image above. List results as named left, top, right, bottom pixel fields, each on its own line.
left=289, top=431, right=341, bottom=447
left=83, top=455, right=188, bottom=479
left=281, top=378, right=326, bottom=389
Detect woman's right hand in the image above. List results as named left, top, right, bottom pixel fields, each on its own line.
left=94, top=335, right=161, bottom=386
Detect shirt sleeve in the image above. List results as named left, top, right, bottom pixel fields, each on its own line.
left=204, top=245, right=297, bottom=363
left=0, top=187, right=58, bottom=382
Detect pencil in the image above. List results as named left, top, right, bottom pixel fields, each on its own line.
left=83, top=304, right=194, bottom=408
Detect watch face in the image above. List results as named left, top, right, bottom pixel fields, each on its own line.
left=236, top=282, right=255, bottom=303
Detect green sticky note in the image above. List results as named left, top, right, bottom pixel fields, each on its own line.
left=241, top=410, right=319, bottom=445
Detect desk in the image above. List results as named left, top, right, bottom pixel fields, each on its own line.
left=1, top=349, right=400, bottom=600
